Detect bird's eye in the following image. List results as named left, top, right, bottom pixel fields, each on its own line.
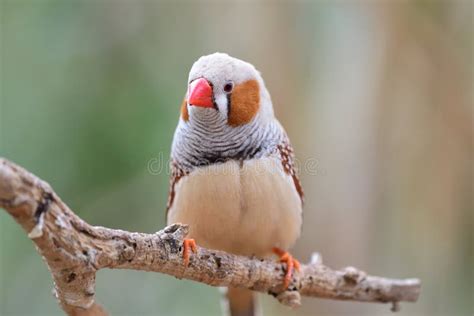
left=223, top=82, right=234, bottom=93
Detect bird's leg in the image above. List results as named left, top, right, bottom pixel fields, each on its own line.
left=272, top=247, right=300, bottom=289
left=182, top=238, right=197, bottom=267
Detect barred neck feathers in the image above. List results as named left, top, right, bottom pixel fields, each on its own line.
left=171, top=112, right=284, bottom=171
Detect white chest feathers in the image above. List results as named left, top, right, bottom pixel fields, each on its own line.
left=167, top=157, right=302, bottom=257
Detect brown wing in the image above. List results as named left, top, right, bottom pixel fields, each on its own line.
left=277, top=140, right=304, bottom=205
left=165, top=161, right=188, bottom=220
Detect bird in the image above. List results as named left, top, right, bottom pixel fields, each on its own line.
left=166, top=53, right=303, bottom=316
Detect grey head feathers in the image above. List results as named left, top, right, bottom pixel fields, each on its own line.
left=171, top=53, right=285, bottom=171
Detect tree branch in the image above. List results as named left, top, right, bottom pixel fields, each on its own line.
left=0, top=158, right=421, bottom=315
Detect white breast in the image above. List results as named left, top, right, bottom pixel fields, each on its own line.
left=167, top=157, right=302, bottom=257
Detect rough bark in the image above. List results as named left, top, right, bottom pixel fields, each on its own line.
left=0, top=158, right=421, bottom=315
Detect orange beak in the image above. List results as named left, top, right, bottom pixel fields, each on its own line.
left=188, top=78, right=214, bottom=108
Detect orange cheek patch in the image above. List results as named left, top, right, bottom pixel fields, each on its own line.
left=228, top=79, right=260, bottom=126
left=181, top=96, right=189, bottom=122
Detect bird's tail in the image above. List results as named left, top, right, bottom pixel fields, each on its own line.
left=221, top=287, right=260, bottom=316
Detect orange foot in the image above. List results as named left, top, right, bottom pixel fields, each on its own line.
left=273, top=247, right=300, bottom=289
left=182, top=238, right=197, bottom=267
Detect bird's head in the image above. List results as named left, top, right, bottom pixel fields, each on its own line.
left=181, top=53, right=274, bottom=127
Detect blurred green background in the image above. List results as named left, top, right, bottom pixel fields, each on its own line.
left=0, top=1, right=472, bottom=315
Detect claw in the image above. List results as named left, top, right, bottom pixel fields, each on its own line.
left=183, top=238, right=197, bottom=267
left=273, top=247, right=300, bottom=289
